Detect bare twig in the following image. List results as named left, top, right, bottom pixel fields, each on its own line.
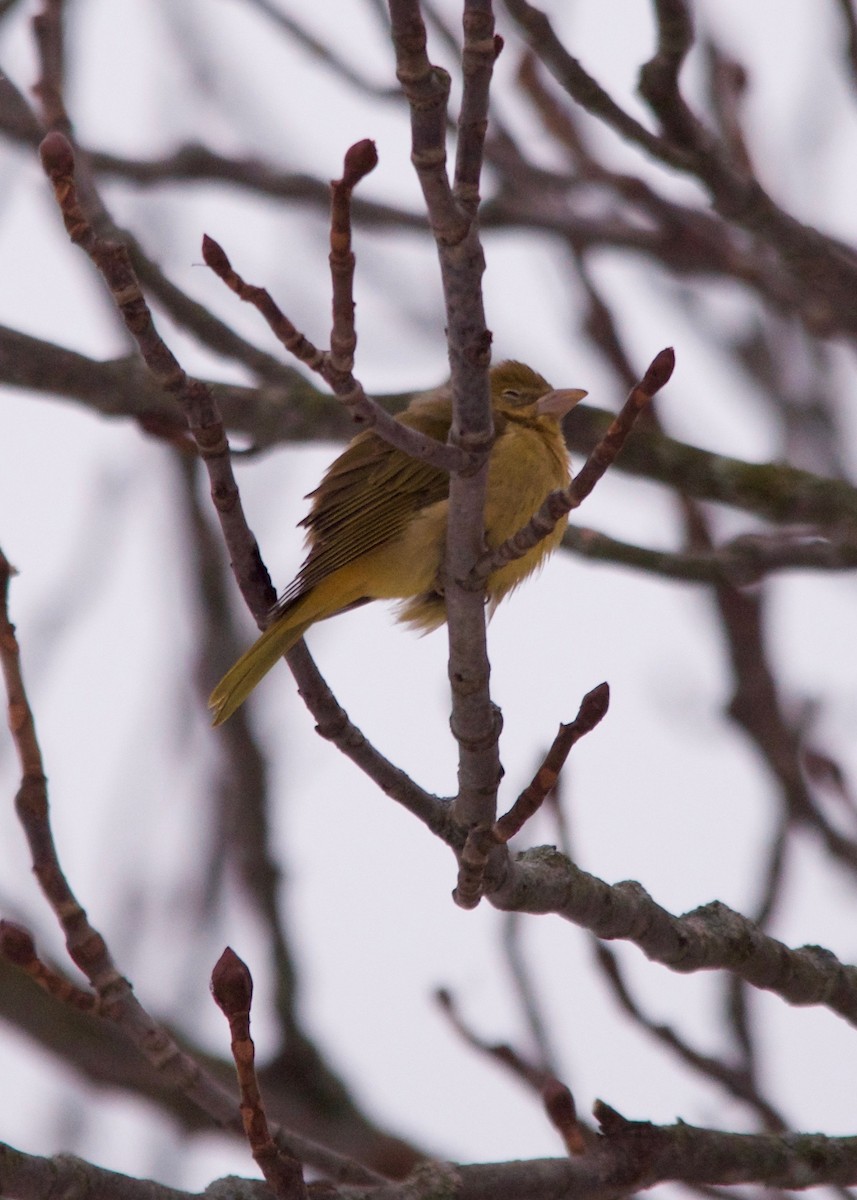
left=453, top=683, right=609, bottom=908
left=39, top=132, right=273, bottom=625
left=501, top=912, right=561, bottom=1075
left=31, top=0, right=69, bottom=135
left=211, top=949, right=307, bottom=1200
left=494, top=683, right=609, bottom=844
left=0, top=921, right=98, bottom=1013
left=704, top=39, right=753, bottom=175
left=0, top=546, right=241, bottom=1129
left=286, top=640, right=454, bottom=838
left=329, top=138, right=379, bottom=372
left=201, top=231, right=467, bottom=473
left=435, top=986, right=547, bottom=1090
left=454, top=4, right=501, bottom=214
left=435, top=988, right=587, bottom=1155
left=542, top=1079, right=587, bottom=1156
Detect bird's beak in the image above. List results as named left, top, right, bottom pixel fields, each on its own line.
left=537, top=387, right=588, bottom=418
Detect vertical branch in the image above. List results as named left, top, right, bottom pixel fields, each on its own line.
left=454, top=1, right=500, bottom=213
left=328, top=138, right=379, bottom=375
left=389, top=0, right=503, bottom=833
left=212, top=949, right=308, bottom=1200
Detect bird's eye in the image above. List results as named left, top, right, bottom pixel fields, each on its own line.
left=502, top=388, right=521, bottom=401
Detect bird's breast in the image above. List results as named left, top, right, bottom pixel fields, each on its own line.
left=484, top=420, right=569, bottom=544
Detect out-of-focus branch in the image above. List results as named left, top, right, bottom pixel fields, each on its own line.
left=561, top=524, right=857, bottom=584
left=435, top=988, right=589, bottom=1155
left=5, top=320, right=857, bottom=545
left=568, top=404, right=857, bottom=526
left=713, top=574, right=857, bottom=871
left=504, top=0, right=857, bottom=340
left=836, top=0, right=857, bottom=91
left=593, top=942, right=788, bottom=1132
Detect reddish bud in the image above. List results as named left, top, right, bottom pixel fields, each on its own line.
left=341, top=139, right=378, bottom=188
left=543, top=1078, right=586, bottom=1155
left=201, top=234, right=231, bottom=275
left=578, top=681, right=610, bottom=728
left=0, top=921, right=36, bottom=967
left=641, top=346, right=675, bottom=396
left=39, top=131, right=75, bottom=180
left=211, top=946, right=253, bottom=1016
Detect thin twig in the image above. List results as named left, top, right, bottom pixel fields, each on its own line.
left=0, top=546, right=241, bottom=1130
left=0, top=921, right=98, bottom=1013
left=329, top=138, right=378, bottom=372
left=454, top=2, right=500, bottom=214
left=435, top=986, right=547, bottom=1090
left=39, top=132, right=273, bottom=625
left=501, top=911, right=562, bottom=1076
left=211, top=949, right=308, bottom=1200
left=435, top=987, right=588, bottom=1155
left=201, top=231, right=467, bottom=473
left=286, top=640, right=454, bottom=839
left=453, top=683, right=609, bottom=908
left=494, top=683, right=609, bottom=843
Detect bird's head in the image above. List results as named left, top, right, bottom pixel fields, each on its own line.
left=490, top=360, right=587, bottom=423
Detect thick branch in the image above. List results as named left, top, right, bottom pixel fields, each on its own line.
left=488, top=847, right=857, bottom=1027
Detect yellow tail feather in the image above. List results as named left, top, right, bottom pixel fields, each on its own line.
left=209, top=567, right=372, bottom=724
left=208, top=616, right=311, bottom=726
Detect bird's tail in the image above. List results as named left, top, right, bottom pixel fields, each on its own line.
left=208, top=616, right=311, bottom=726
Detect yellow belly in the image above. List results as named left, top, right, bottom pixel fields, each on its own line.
left=395, top=416, right=569, bottom=629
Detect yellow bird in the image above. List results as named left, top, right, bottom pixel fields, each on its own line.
left=209, top=361, right=586, bottom=724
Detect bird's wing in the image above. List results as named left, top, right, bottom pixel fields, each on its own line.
left=274, top=411, right=451, bottom=610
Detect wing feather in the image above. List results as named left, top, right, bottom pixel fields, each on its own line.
left=274, top=408, right=451, bottom=613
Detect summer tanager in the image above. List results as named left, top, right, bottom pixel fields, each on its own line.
left=209, top=361, right=586, bottom=724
